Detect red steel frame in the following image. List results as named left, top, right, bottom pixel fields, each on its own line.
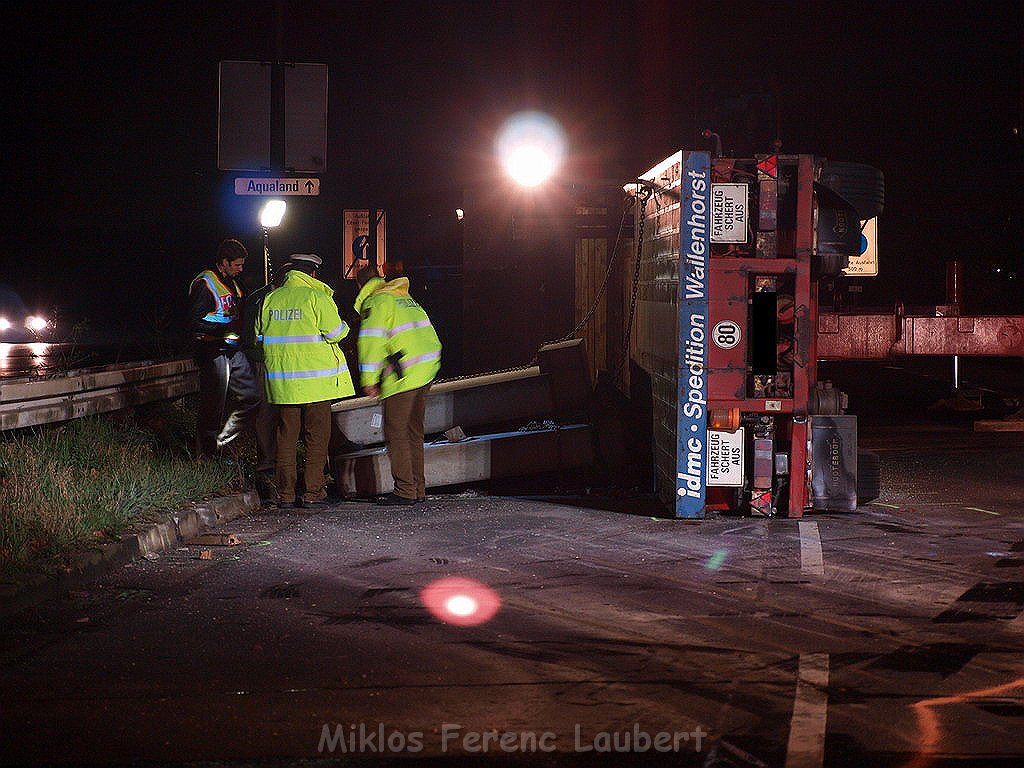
left=706, top=155, right=817, bottom=516
left=817, top=311, right=1024, bottom=359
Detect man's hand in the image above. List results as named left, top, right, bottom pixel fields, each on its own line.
left=364, top=384, right=381, bottom=398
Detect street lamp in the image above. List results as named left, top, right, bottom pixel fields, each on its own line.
left=259, top=199, right=287, bottom=285
left=495, top=111, right=566, bottom=188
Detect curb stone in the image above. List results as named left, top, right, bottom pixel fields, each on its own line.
left=0, top=490, right=260, bottom=619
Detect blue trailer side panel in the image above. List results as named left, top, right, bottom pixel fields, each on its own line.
left=675, top=151, right=711, bottom=518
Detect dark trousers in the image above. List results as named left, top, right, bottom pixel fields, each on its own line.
left=250, top=360, right=277, bottom=473
left=275, top=400, right=332, bottom=504
left=382, top=384, right=430, bottom=500
left=195, top=347, right=261, bottom=458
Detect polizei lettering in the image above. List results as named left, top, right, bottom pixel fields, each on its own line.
left=675, top=153, right=711, bottom=518
left=247, top=179, right=300, bottom=194
left=269, top=308, right=303, bottom=320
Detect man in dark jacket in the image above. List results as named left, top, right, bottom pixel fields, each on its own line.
left=187, top=238, right=261, bottom=459
left=241, top=260, right=292, bottom=485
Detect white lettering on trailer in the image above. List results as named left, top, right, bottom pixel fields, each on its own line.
left=676, top=154, right=711, bottom=516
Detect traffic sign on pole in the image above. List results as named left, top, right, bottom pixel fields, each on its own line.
left=844, top=217, right=879, bottom=277
left=343, top=209, right=387, bottom=279
left=234, top=177, right=320, bottom=196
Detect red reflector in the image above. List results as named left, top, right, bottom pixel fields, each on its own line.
left=757, top=155, right=778, bottom=178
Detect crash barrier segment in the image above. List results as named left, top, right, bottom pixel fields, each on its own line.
left=0, top=359, right=198, bottom=431
left=332, top=339, right=597, bottom=495
left=334, top=424, right=595, bottom=497
left=333, top=339, right=593, bottom=443
left=333, top=367, right=550, bottom=444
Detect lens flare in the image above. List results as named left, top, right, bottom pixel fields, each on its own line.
left=420, top=577, right=501, bottom=627
left=495, top=111, right=566, bottom=188
left=445, top=594, right=478, bottom=617
left=705, top=549, right=729, bottom=571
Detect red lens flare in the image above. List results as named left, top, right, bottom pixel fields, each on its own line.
left=420, top=577, right=502, bottom=627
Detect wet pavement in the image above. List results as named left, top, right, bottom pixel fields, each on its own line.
left=2, top=410, right=1024, bottom=767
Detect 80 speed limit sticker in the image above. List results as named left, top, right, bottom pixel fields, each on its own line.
left=712, top=320, right=741, bottom=349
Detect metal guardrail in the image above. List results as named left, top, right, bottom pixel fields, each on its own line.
left=0, top=358, right=198, bottom=431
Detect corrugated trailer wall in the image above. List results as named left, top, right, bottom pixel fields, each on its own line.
left=631, top=152, right=684, bottom=506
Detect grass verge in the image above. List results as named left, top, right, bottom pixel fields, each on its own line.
left=0, top=397, right=246, bottom=577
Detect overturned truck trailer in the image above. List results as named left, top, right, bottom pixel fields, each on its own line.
left=628, top=150, right=885, bottom=518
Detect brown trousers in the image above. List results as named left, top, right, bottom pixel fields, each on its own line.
left=382, top=384, right=430, bottom=500
left=275, top=400, right=332, bottom=503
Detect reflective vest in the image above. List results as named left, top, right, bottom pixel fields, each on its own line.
left=191, top=269, right=242, bottom=327
left=355, top=277, right=441, bottom=398
left=256, top=270, right=355, bottom=405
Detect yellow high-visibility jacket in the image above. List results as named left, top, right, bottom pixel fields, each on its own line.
left=256, top=269, right=355, bottom=405
left=355, top=276, right=441, bottom=398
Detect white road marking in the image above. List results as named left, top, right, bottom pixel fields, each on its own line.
left=965, top=506, right=1000, bottom=516
left=799, top=521, right=824, bottom=578
left=785, top=653, right=830, bottom=768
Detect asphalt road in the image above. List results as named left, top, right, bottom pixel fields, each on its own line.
left=2, top=411, right=1024, bottom=767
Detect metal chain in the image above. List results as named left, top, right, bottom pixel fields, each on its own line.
left=544, top=195, right=635, bottom=346
left=612, top=188, right=650, bottom=380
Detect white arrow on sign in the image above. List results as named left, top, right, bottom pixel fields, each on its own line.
left=234, top=177, right=320, bottom=196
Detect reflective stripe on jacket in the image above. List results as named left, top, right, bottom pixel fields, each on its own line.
left=256, top=269, right=355, bottom=405
left=354, top=276, right=441, bottom=398
left=191, top=270, right=242, bottom=326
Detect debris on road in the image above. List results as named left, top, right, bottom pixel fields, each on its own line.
left=188, top=533, right=242, bottom=547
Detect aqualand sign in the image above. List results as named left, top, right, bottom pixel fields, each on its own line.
left=234, top=177, right=320, bottom=195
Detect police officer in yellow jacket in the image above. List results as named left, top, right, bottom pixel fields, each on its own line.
left=355, top=266, right=442, bottom=505
left=188, top=238, right=261, bottom=459
left=256, top=253, right=355, bottom=508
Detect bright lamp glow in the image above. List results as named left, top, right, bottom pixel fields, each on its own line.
left=420, top=577, right=502, bottom=627
left=495, top=111, right=566, bottom=188
left=259, top=199, right=287, bottom=228
left=445, top=594, right=478, bottom=617
left=26, top=316, right=48, bottom=332
left=0, top=317, right=11, bottom=331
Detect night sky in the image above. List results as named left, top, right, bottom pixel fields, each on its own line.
left=1, top=1, right=1021, bottom=350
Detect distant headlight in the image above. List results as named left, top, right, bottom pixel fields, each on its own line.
left=0, top=317, right=11, bottom=331
left=26, top=316, right=49, bottom=332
